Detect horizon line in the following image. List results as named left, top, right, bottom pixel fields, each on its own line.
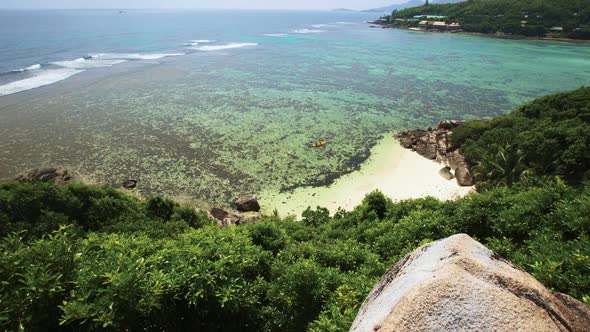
left=0, top=7, right=369, bottom=12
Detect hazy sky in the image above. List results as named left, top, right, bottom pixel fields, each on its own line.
left=0, top=0, right=406, bottom=10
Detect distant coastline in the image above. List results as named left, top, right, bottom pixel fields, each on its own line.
left=370, top=22, right=590, bottom=44
left=373, top=0, right=590, bottom=43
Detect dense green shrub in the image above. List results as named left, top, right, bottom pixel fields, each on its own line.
left=451, top=87, right=590, bottom=188
left=1, top=178, right=589, bottom=331
left=0, top=182, right=209, bottom=239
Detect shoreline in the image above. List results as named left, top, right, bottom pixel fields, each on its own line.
left=259, top=134, right=474, bottom=218
left=372, top=24, right=590, bottom=44
left=2, top=133, right=475, bottom=220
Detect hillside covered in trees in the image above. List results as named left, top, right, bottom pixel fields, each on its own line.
left=379, top=0, right=590, bottom=39
left=453, top=87, right=590, bottom=188
left=1, top=88, right=590, bottom=330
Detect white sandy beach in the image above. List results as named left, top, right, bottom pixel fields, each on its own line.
left=260, top=134, right=474, bottom=218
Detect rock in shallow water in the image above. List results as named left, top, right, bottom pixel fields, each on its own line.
left=122, top=179, right=138, bottom=189
left=350, top=234, right=590, bottom=332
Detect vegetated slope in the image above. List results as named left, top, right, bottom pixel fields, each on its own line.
left=1, top=180, right=589, bottom=331
left=382, top=0, right=590, bottom=39
left=452, top=87, right=590, bottom=188
left=1, top=88, right=590, bottom=330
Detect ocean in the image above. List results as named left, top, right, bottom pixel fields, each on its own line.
left=1, top=9, right=590, bottom=204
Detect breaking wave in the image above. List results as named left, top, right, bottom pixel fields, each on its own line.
left=291, top=29, right=325, bottom=34
left=0, top=68, right=83, bottom=97
left=192, top=43, right=258, bottom=51
left=90, top=53, right=184, bottom=60
left=0, top=52, right=184, bottom=97
left=51, top=58, right=128, bottom=69
left=263, top=33, right=288, bottom=37
left=12, top=64, right=42, bottom=72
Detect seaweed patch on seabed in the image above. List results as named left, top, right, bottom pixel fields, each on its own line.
left=0, top=80, right=512, bottom=205
left=0, top=45, right=572, bottom=206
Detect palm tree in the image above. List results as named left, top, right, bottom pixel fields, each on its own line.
left=472, top=142, right=532, bottom=186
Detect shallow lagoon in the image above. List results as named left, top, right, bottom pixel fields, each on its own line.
left=1, top=10, right=589, bottom=206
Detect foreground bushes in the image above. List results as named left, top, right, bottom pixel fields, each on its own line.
left=0, top=182, right=213, bottom=239
left=0, top=179, right=589, bottom=330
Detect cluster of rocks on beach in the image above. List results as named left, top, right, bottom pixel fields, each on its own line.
left=397, top=120, right=475, bottom=187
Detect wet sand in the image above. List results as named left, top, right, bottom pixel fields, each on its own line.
left=260, top=134, right=474, bottom=218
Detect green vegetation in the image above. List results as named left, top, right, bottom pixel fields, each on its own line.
left=2, top=87, right=590, bottom=330
left=381, top=0, right=590, bottom=39
left=1, top=179, right=589, bottom=330
left=452, top=87, right=590, bottom=188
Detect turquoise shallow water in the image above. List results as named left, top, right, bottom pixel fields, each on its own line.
left=1, top=10, right=589, bottom=204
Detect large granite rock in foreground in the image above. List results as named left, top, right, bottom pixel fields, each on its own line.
left=350, top=234, right=590, bottom=332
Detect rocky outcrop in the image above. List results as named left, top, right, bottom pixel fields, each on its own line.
left=209, top=208, right=241, bottom=227
left=16, top=167, right=75, bottom=185
left=350, top=234, right=590, bottom=332
left=438, top=167, right=454, bottom=181
left=208, top=194, right=262, bottom=227
left=397, top=120, right=474, bottom=186
left=208, top=207, right=261, bottom=227
left=234, top=194, right=261, bottom=212
left=455, top=166, right=474, bottom=186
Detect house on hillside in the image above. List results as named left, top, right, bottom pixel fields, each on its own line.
left=419, top=21, right=461, bottom=31
left=432, top=21, right=447, bottom=29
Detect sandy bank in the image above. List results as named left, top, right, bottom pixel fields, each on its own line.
left=259, top=134, right=474, bottom=218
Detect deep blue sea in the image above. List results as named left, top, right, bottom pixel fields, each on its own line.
left=0, top=10, right=378, bottom=93
left=1, top=10, right=590, bottom=204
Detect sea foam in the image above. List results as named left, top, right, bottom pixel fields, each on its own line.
left=91, top=53, right=184, bottom=60
left=192, top=43, right=258, bottom=51
left=51, top=53, right=183, bottom=69
left=0, top=68, right=83, bottom=97
left=188, top=40, right=214, bottom=46
left=12, top=64, right=42, bottom=72
left=263, top=33, right=288, bottom=37
left=52, top=58, right=128, bottom=69
left=0, top=52, right=184, bottom=97
left=291, top=29, right=325, bottom=34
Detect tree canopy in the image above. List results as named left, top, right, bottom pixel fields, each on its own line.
left=381, top=0, right=590, bottom=39
left=452, top=87, right=590, bottom=188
